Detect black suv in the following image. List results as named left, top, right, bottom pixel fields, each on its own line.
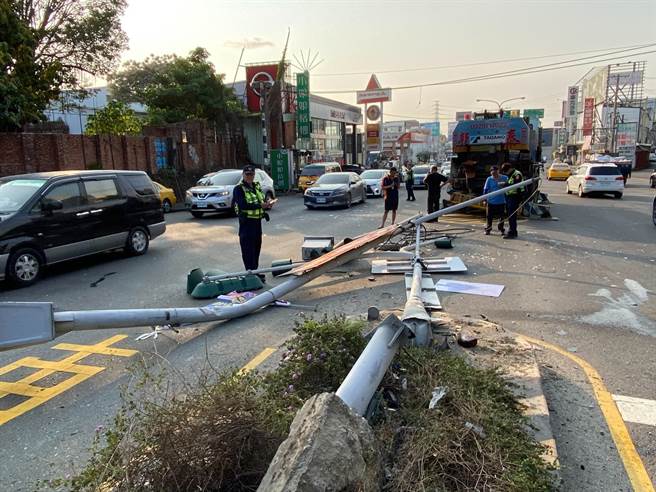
left=0, top=170, right=166, bottom=287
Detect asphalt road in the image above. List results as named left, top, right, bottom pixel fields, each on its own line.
left=0, top=169, right=654, bottom=490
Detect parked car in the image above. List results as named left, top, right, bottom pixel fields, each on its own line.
left=0, top=170, right=165, bottom=287
left=565, top=164, right=624, bottom=198
left=304, top=172, right=366, bottom=209
left=341, top=164, right=364, bottom=175
left=185, top=169, right=275, bottom=218
left=440, top=162, right=451, bottom=177
left=153, top=182, right=177, bottom=212
left=650, top=171, right=656, bottom=188
left=297, top=162, right=341, bottom=193
left=360, top=169, right=388, bottom=197
left=547, top=163, right=571, bottom=180
left=412, top=165, right=430, bottom=188
left=649, top=152, right=656, bottom=163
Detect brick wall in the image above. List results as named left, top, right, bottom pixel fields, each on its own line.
left=0, top=133, right=244, bottom=178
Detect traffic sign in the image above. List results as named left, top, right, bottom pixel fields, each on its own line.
left=523, top=108, right=544, bottom=119
left=366, top=105, right=381, bottom=120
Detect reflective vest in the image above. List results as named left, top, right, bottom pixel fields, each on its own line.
left=405, top=168, right=414, bottom=182
left=234, top=182, right=265, bottom=219
left=506, top=169, right=524, bottom=196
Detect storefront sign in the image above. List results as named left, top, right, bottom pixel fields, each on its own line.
left=582, top=98, right=594, bottom=136
left=367, top=123, right=380, bottom=146
left=310, top=100, right=361, bottom=125
left=246, top=64, right=279, bottom=113
left=366, top=105, right=381, bottom=120
left=455, top=111, right=473, bottom=121
left=270, top=149, right=293, bottom=191
left=357, top=74, right=391, bottom=104
left=452, top=118, right=529, bottom=149
left=608, top=71, right=643, bottom=87
left=296, top=71, right=311, bottom=139
left=568, top=86, right=578, bottom=117
left=523, top=108, right=544, bottom=119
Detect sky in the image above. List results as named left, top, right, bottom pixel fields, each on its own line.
left=119, top=0, right=656, bottom=129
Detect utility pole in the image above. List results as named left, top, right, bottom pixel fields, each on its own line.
left=433, top=100, right=440, bottom=159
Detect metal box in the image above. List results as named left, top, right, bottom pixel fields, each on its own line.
left=302, top=236, right=334, bottom=261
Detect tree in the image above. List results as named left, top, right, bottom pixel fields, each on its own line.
left=0, top=2, right=62, bottom=130
left=109, top=48, right=243, bottom=129
left=416, top=151, right=431, bottom=163
left=15, top=0, right=128, bottom=87
left=84, top=100, right=143, bottom=136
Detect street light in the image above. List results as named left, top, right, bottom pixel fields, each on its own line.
left=476, top=96, right=526, bottom=110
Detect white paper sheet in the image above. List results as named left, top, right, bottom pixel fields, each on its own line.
left=435, top=279, right=505, bottom=297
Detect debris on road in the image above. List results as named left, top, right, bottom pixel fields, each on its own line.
left=428, top=386, right=448, bottom=409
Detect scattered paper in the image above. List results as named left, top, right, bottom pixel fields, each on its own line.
left=215, top=291, right=257, bottom=304
left=429, top=386, right=448, bottom=409
left=435, top=279, right=505, bottom=298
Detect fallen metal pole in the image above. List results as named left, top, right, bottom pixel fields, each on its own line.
left=336, top=314, right=406, bottom=416
left=204, top=262, right=304, bottom=282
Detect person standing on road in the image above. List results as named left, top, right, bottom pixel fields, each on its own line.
left=404, top=161, right=416, bottom=201
left=380, top=167, right=400, bottom=228
left=233, top=165, right=273, bottom=279
left=483, top=166, right=508, bottom=236
left=500, top=162, right=524, bottom=239
left=424, top=165, right=448, bottom=222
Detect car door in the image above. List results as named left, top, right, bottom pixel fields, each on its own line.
left=29, top=179, right=96, bottom=264
left=81, top=176, right=129, bottom=252
left=351, top=174, right=364, bottom=199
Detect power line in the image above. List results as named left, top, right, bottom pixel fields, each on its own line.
left=312, top=43, right=654, bottom=77
left=313, top=44, right=656, bottom=94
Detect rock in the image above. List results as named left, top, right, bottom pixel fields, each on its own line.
left=457, top=330, right=478, bottom=348
left=258, top=393, right=382, bottom=492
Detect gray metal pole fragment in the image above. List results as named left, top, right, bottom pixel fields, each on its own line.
left=401, top=223, right=432, bottom=346
left=204, top=262, right=304, bottom=282
left=335, top=314, right=406, bottom=416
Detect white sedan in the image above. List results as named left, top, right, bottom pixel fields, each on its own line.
left=565, top=164, right=624, bottom=199
left=360, top=169, right=388, bottom=197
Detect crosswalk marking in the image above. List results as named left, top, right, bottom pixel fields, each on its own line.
left=613, top=394, right=656, bottom=427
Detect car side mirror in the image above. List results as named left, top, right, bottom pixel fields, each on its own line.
left=41, top=199, right=63, bottom=214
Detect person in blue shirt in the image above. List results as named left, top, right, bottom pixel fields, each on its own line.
left=483, top=166, right=508, bottom=235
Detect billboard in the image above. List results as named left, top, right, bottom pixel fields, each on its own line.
left=452, top=118, right=529, bottom=149
left=420, top=121, right=440, bottom=136
left=455, top=111, right=472, bottom=121
left=608, top=71, right=643, bottom=87
left=568, top=86, right=579, bottom=117
left=367, top=123, right=380, bottom=147
left=523, top=108, right=544, bottom=119
left=582, top=98, right=594, bottom=137
left=246, top=64, right=279, bottom=113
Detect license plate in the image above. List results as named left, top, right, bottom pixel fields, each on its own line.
left=196, top=203, right=208, bottom=208
left=316, top=197, right=326, bottom=203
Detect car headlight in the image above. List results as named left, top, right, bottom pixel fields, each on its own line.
left=185, top=190, right=192, bottom=198
left=306, top=180, right=315, bottom=185
left=304, top=189, right=312, bottom=196
left=217, top=191, right=230, bottom=197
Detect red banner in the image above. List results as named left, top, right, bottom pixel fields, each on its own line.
left=583, top=98, right=594, bottom=136
left=245, top=64, right=279, bottom=113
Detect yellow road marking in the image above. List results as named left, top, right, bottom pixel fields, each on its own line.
left=0, top=335, right=136, bottom=426
left=240, top=347, right=277, bottom=374
left=523, top=336, right=655, bottom=492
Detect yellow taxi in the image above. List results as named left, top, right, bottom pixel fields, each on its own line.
left=297, top=162, right=341, bottom=192
left=153, top=181, right=177, bottom=212
left=547, top=162, right=571, bottom=180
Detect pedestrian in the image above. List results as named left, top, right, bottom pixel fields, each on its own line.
left=404, top=161, right=416, bottom=201
left=380, top=167, right=400, bottom=228
left=233, top=165, right=274, bottom=280
left=500, top=162, right=524, bottom=239
left=483, top=166, right=508, bottom=236
left=423, top=165, right=448, bottom=222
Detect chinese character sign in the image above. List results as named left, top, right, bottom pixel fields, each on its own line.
left=582, top=98, right=594, bottom=136
left=296, top=72, right=311, bottom=139
left=270, top=149, right=291, bottom=191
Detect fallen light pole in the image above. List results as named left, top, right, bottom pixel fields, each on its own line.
left=336, top=177, right=538, bottom=415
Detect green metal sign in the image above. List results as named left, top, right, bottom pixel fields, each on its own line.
left=523, top=108, right=544, bottom=119
left=270, top=149, right=291, bottom=191
left=296, top=71, right=311, bottom=140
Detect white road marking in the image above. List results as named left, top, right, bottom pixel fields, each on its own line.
left=612, top=394, right=656, bottom=427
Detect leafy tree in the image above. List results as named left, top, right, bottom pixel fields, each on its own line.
left=0, top=2, right=61, bottom=130
left=109, top=48, right=243, bottom=129
left=14, top=0, right=128, bottom=87
left=85, top=100, right=143, bottom=136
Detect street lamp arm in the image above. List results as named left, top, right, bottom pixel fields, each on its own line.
left=499, top=96, right=526, bottom=108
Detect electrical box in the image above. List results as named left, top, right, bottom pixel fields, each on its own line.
left=0, top=302, right=55, bottom=350
left=302, top=236, right=334, bottom=261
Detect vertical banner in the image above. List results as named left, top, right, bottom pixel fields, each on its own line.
left=270, top=149, right=293, bottom=191
left=568, top=86, right=579, bottom=117
left=582, top=98, right=595, bottom=136
left=296, top=71, right=311, bottom=140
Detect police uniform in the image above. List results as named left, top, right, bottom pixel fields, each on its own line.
left=504, top=167, right=524, bottom=238
left=233, top=167, right=266, bottom=270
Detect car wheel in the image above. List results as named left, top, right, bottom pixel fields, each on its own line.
left=7, top=247, right=43, bottom=287
left=578, top=185, right=585, bottom=198
left=191, top=211, right=204, bottom=218
left=345, top=193, right=352, bottom=208
left=125, top=227, right=149, bottom=256
left=566, top=182, right=572, bottom=194
left=162, top=199, right=172, bottom=213
left=614, top=192, right=623, bottom=199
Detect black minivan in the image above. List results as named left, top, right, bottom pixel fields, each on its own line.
left=0, top=170, right=166, bottom=287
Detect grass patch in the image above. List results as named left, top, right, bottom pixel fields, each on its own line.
left=377, top=347, right=554, bottom=491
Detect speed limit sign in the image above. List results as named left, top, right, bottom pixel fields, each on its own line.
left=366, top=105, right=381, bottom=121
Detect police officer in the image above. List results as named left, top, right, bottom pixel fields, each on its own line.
left=233, top=165, right=273, bottom=277
left=500, top=163, right=523, bottom=239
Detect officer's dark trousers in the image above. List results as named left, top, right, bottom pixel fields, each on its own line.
left=405, top=181, right=415, bottom=200
left=427, top=192, right=440, bottom=221
left=239, top=218, right=262, bottom=270
left=506, top=195, right=520, bottom=236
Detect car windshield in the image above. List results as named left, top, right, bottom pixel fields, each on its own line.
left=589, top=166, right=620, bottom=176
left=0, top=179, right=46, bottom=213
left=414, top=166, right=429, bottom=174
left=361, top=170, right=386, bottom=179
left=301, top=165, right=328, bottom=176
left=198, top=172, right=242, bottom=186
left=316, top=174, right=349, bottom=185
left=552, top=164, right=569, bottom=170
